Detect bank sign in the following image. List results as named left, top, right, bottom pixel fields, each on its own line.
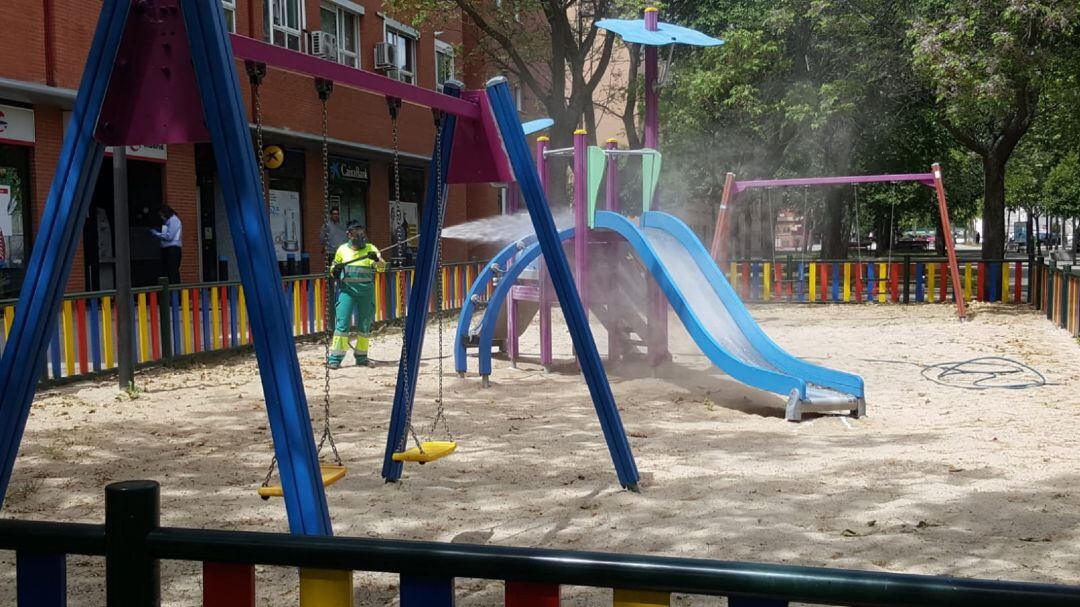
left=329, top=158, right=369, bottom=182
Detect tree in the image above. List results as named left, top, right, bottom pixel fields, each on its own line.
left=390, top=0, right=622, bottom=147
left=911, top=0, right=1078, bottom=259
left=662, top=0, right=928, bottom=259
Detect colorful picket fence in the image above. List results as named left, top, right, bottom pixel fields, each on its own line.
left=4, top=479, right=1078, bottom=607
left=726, top=257, right=1030, bottom=305
left=1033, top=258, right=1080, bottom=338
left=0, top=262, right=489, bottom=382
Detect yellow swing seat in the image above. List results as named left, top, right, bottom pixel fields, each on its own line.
left=258, top=464, right=348, bottom=499
left=392, top=441, right=457, bottom=464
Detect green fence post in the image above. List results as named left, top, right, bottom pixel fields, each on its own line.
left=105, top=480, right=160, bottom=606
left=902, top=255, right=911, bottom=304
left=157, top=278, right=172, bottom=360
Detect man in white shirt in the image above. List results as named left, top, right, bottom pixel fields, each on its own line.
left=151, top=204, right=182, bottom=284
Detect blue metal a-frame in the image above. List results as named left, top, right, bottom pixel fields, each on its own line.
left=380, top=78, right=641, bottom=491
left=0, top=0, right=334, bottom=535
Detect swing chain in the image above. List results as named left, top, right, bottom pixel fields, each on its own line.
left=247, top=63, right=281, bottom=489
left=430, top=110, right=452, bottom=442
left=246, top=61, right=268, bottom=196
left=388, top=99, right=425, bottom=455
left=315, top=78, right=342, bottom=467
left=388, top=98, right=404, bottom=240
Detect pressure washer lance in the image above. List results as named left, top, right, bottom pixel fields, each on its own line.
left=378, top=233, right=422, bottom=254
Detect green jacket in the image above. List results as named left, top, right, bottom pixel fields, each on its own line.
left=333, top=242, right=382, bottom=296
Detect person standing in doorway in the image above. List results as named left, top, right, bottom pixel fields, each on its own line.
left=321, top=207, right=348, bottom=263
left=151, top=204, right=182, bottom=284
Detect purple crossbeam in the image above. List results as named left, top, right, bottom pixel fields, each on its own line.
left=733, top=173, right=936, bottom=194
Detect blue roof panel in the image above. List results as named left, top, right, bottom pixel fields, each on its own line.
left=595, top=18, right=724, bottom=47
left=522, top=118, right=554, bottom=136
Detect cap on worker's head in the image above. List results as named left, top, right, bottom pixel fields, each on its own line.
left=346, top=220, right=365, bottom=232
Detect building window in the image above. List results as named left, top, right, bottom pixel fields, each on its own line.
left=435, top=40, right=454, bottom=92
left=385, top=26, right=416, bottom=84
left=320, top=3, right=360, bottom=67
left=221, top=0, right=237, bottom=33
left=266, top=0, right=304, bottom=51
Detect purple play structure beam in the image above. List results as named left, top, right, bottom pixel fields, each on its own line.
left=229, top=34, right=479, bottom=119
left=537, top=136, right=553, bottom=366
left=573, top=129, right=589, bottom=310
left=733, top=173, right=936, bottom=194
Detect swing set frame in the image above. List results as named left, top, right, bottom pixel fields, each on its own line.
left=0, top=0, right=640, bottom=539
left=710, top=164, right=967, bottom=320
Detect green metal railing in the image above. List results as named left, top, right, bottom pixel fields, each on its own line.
left=0, top=480, right=1078, bottom=606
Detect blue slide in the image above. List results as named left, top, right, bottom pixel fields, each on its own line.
left=456, top=211, right=865, bottom=420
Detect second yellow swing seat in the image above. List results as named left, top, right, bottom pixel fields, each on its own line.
left=258, top=465, right=348, bottom=499
left=392, top=441, right=457, bottom=464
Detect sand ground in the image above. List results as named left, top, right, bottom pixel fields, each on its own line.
left=2, top=302, right=1078, bottom=605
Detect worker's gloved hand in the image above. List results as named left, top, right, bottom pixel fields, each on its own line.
left=367, top=251, right=380, bottom=261
left=375, top=261, right=388, bottom=273
left=331, top=264, right=344, bottom=281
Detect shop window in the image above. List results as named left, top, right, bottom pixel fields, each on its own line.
left=221, top=0, right=237, bottom=33
left=0, top=146, right=31, bottom=299
left=388, top=165, right=424, bottom=266
left=327, top=156, right=369, bottom=240
left=385, top=26, right=416, bottom=84
left=435, top=40, right=454, bottom=92
left=265, top=0, right=304, bottom=50
left=320, top=3, right=361, bottom=68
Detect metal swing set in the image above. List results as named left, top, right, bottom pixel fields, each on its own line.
left=710, top=166, right=967, bottom=320
left=0, top=0, right=642, bottom=537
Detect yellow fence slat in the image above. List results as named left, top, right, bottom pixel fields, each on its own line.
left=62, top=300, right=75, bottom=377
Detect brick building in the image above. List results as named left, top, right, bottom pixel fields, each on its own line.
left=0, top=0, right=509, bottom=298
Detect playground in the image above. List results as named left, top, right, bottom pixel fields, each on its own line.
left=2, top=1, right=1080, bottom=605
left=4, top=301, right=1079, bottom=604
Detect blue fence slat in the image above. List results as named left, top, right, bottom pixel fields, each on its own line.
left=797, top=263, right=805, bottom=302
left=865, top=262, right=875, bottom=301
left=229, top=286, right=239, bottom=348
left=200, top=289, right=211, bottom=352
left=306, top=280, right=314, bottom=334
left=915, top=263, right=925, bottom=302
left=88, top=298, right=101, bottom=372
left=171, top=292, right=181, bottom=354
left=49, top=327, right=61, bottom=380
left=831, top=262, right=840, bottom=302
left=17, top=551, right=66, bottom=607
left=400, top=575, right=454, bottom=607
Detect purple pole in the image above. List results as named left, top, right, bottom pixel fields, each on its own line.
left=643, top=8, right=660, bottom=157
left=507, top=181, right=520, bottom=214
left=537, top=136, right=553, bottom=366
left=573, top=128, right=589, bottom=312
left=506, top=176, right=522, bottom=364
left=605, top=138, right=619, bottom=212
left=605, top=138, right=622, bottom=362
left=643, top=6, right=668, bottom=367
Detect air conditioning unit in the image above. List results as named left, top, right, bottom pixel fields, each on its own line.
left=310, top=31, right=337, bottom=60
left=374, top=42, right=398, bottom=70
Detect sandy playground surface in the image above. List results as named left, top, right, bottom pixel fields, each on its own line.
left=2, top=302, right=1079, bottom=605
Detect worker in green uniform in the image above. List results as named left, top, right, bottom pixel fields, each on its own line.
left=328, top=222, right=384, bottom=368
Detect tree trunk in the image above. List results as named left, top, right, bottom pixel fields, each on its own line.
left=981, top=154, right=1006, bottom=259
left=820, top=187, right=847, bottom=259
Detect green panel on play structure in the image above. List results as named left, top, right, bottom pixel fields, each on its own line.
left=587, top=146, right=607, bottom=228
left=641, top=149, right=662, bottom=213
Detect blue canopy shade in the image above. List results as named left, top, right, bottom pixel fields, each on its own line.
left=522, top=117, right=555, bottom=136
left=595, top=18, right=724, bottom=47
